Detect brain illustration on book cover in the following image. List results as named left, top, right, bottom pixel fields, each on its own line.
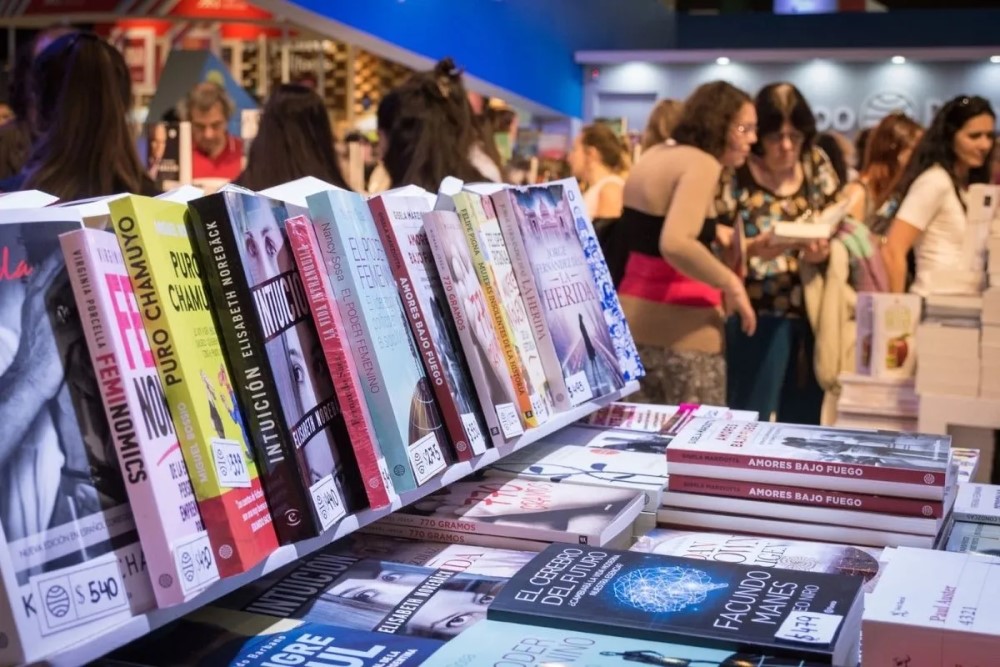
left=511, top=184, right=624, bottom=401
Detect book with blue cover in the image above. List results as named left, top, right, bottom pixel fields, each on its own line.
left=102, top=607, right=442, bottom=666
left=487, top=544, right=863, bottom=665
left=307, top=189, right=448, bottom=493
left=423, top=619, right=839, bottom=667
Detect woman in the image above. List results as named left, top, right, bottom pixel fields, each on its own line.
left=640, top=99, right=684, bottom=153
left=720, top=83, right=841, bottom=425
left=235, top=83, right=350, bottom=191
left=569, top=123, right=628, bottom=220
left=19, top=32, right=156, bottom=199
left=843, top=113, right=923, bottom=232
left=614, top=80, right=757, bottom=406
left=883, top=95, right=995, bottom=296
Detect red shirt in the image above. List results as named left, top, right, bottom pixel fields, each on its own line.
left=192, top=135, right=243, bottom=181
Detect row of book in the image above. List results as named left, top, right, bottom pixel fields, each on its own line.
left=0, top=174, right=646, bottom=665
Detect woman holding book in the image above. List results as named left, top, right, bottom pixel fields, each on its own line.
left=882, top=95, right=996, bottom=296
left=613, top=80, right=758, bottom=406
left=717, top=83, right=841, bottom=425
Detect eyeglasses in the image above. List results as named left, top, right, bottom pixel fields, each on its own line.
left=763, top=130, right=806, bottom=146
left=734, top=123, right=757, bottom=135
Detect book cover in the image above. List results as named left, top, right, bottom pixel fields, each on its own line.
left=423, top=618, right=840, bottom=667
left=944, top=521, right=1000, bottom=555
left=379, top=478, right=644, bottom=548
left=0, top=210, right=154, bottom=665
left=667, top=419, right=953, bottom=499
left=423, top=209, right=522, bottom=444
left=217, top=549, right=508, bottom=641
left=188, top=190, right=363, bottom=542
left=632, top=530, right=883, bottom=593
left=552, top=177, right=644, bottom=383
left=103, top=607, right=442, bottom=666
left=953, top=483, right=1000, bottom=525
left=667, top=475, right=948, bottom=519
left=507, top=184, right=625, bottom=404
left=60, top=228, right=219, bottom=608
left=489, top=544, right=864, bottom=665
left=855, top=293, right=920, bottom=379
left=143, top=121, right=192, bottom=192
left=586, top=402, right=758, bottom=436
left=546, top=423, right=675, bottom=455
left=452, top=190, right=550, bottom=427
left=359, top=521, right=552, bottom=553
left=109, top=195, right=278, bottom=578
left=284, top=217, right=396, bottom=509
left=307, top=189, right=448, bottom=493
left=370, top=194, right=489, bottom=460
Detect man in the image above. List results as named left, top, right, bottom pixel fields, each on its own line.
left=182, top=81, right=242, bottom=181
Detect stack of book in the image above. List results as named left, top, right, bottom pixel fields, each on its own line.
left=835, top=372, right=919, bottom=432
left=916, top=306, right=982, bottom=398
left=660, top=419, right=956, bottom=548
left=942, top=482, right=1000, bottom=555
left=863, top=546, right=1000, bottom=666
left=982, top=288, right=1000, bottom=399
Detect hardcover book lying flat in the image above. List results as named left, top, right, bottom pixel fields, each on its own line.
left=488, top=544, right=864, bottom=666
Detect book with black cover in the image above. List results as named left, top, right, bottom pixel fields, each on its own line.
left=488, top=544, right=863, bottom=665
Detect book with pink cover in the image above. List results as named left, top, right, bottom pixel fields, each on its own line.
left=61, top=228, right=219, bottom=607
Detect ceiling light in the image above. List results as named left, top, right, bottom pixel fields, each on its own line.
left=716, top=56, right=731, bottom=66
left=891, top=55, right=906, bottom=65
left=991, top=55, right=1000, bottom=64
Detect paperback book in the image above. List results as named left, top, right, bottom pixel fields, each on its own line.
left=61, top=228, right=219, bottom=608
left=953, top=483, right=1000, bottom=525
left=307, top=189, right=449, bottom=493
left=142, top=121, right=192, bottom=192
left=944, top=521, right=1000, bottom=556
left=667, top=419, right=953, bottom=500
left=545, top=423, right=674, bottom=455
left=0, top=209, right=153, bottom=665
left=109, top=195, right=278, bottom=577
left=586, top=401, right=759, bottom=434
left=488, top=544, right=864, bottom=666
left=377, top=478, right=645, bottom=548
left=217, top=549, right=508, bottom=641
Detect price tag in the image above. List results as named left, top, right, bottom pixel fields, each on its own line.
left=775, top=612, right=843, bottom=645
left=565, top=370, right=595, bottom=406
left=32, top=554, right=129, bottom=634
left=408, top=432, right=448, bottom=485
left=172, top=531, right=220, bottom=596
left=310, top=474, right=347, bottom=531
left=461, top=413, right=488, bottom=454
left=212, top=438, right=251, bottom=488
left=529, top=393, right=549, bottom=422
left=495, top=403, right=524, bottom=439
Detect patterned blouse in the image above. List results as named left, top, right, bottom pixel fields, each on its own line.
left=716, top=146, right=841, bottom=318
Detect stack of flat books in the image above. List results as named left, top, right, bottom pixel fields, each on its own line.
left=834, top=372, right=919, bottom=432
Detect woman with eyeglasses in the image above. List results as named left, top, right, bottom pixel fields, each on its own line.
left=882, top=95, right=996, bottom=295
left=717, top=83, right=841, bottom=425
left=609, top=80, right=757, bottom=406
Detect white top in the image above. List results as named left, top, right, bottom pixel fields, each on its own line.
left=469, top=144, right=503, bottom=183
left=896, top=165, right=978, bottom=297
left=583, top=173, right=625, bottom=220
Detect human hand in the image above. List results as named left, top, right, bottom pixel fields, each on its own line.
left=800, top=239, right=830, bottom=264
left=748, top=229, right=786, bottom=262
left=723, top=274, right=757, bottom=337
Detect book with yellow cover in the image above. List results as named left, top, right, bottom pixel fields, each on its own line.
left=109, top=195, right=278, bottom=578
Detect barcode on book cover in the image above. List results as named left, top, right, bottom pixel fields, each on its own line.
left=211, top=438, right=251, bottom=488
left=32, top=553, right=130, bottom=634
left=775, top=612, right=842, bottom=645
left=565, top=370, right=594, bottom=405
left=495, top=403, right=524, bottom=439
left=172, top=532, right=219, bottom=596
left=309, top=474, right=347, bottom=531
left=462, top=413, right=486, bottom=452
left=408, top=433, right=448, bottom=485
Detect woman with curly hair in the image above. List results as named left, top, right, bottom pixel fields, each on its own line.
left=612, top=80, right=757, bottom=405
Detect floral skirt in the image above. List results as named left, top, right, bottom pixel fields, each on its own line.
left=630, top=344, right=726, bottom=406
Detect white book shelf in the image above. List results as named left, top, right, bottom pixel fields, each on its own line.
left=36, top=380, right=638, bottom=667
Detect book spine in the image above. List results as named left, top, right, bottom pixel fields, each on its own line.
left=359, top=521, right=550, bottom=552
left=308, top=197, right=419, bottom=493
left=60, top=229, right=219, bottom=607
left=285, top=217, right=394, bottom=509
left=667, top=474, right=944, bottom=518
left=423, top=215, right=509, bottom=447
left=187, top=195, right=320, bottom=544
left=557, top=178, right=644, bottom=382
left=491, top=190, right=571, bottom=410
left=370, top=198, right=473, bottom=461
left=952, top=511, right=1000, bottom=525
left=110, top=197, right=278, bottom=578
left=453, top=194, right=538, bottom=429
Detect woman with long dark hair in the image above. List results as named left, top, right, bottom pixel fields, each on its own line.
left=235, top=83, right=350, bottom=191
left=21, top=31, right=155, bottom=199
left=882, top=95, right=995, bottom=295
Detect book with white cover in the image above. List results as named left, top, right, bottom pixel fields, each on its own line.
left=863, top=547, right=1000, bottom=667
left=544, top=423, right=674, bottom=455
left=945, top=521, right=1000, bottom=556
left=584, top=401, right=758, bottom=434
left=0, top=189, right=58, bottom=208
left=667, top=418, right=953, bottom=500
left=953, top=483, right=1000, bottom=525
